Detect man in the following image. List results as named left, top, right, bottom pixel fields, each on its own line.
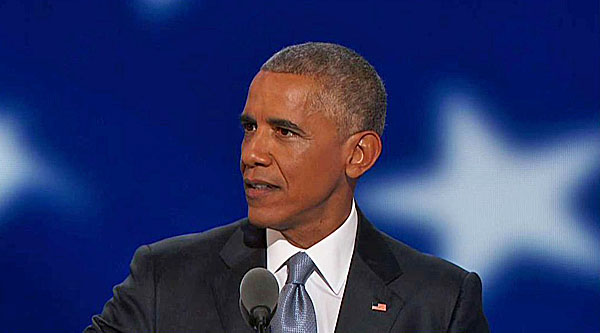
left=86, top=42, right=489, bottom=332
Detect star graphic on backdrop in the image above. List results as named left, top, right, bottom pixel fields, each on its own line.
left=0, top=116, right=83, bottom=222
left=360, top=96, right=600, bottom=285
left=0, top=118, right=38, bottom=215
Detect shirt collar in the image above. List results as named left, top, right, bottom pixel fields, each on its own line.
left=266, top=200, right=358, bottom=295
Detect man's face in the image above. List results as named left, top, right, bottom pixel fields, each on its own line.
left=240, top=71, right=349, bottom=231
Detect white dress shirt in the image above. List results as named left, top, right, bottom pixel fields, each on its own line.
left=266, top=200, right=358, bottom=333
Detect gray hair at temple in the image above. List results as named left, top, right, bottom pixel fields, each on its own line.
left=261, top=42, right=387, bottom=137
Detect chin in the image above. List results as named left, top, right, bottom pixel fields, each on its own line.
left=247, top=206, right=290, bottom=230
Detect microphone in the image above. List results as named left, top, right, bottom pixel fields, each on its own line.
left=239, top=267, right=279, bottom=333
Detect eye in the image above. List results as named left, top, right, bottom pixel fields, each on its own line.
left=242, top=123, right=257, bottom=132
left=276, top=127, right=296, bottom=137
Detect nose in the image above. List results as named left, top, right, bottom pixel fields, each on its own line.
left=241, top=129, right=272, bottom=170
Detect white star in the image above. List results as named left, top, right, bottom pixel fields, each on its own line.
left=134, top=0, right=186, bottom=21
left=359, top=95, right=600, bottom=286
left=0, top=115, right=84, bottom=221
left=0, top=117, right=38, bottom=215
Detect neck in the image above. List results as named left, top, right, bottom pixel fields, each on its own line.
left=279, top=195, right=354, bottom=249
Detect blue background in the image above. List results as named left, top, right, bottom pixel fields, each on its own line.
left=0, top=1, right=598, bottom=331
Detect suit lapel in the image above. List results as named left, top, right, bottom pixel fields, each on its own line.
left=212, top=220, right=267, bottom=332
left=335, top=208, right=405, bottom=333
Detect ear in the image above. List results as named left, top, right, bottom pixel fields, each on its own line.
left=344, top=131, right=382, bottom=179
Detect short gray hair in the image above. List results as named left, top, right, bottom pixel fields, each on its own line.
left=261, top=42, right=387, bottom=137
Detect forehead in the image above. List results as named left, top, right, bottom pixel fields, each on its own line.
left=243, top=71, right=316, bottom=118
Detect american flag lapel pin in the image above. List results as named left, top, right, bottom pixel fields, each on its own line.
left=371, top=302, right=387, bottom=312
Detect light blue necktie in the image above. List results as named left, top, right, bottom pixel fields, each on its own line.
left=271, top=251, right=317, bottom=333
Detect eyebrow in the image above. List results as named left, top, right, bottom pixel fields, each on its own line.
left=240, top=114, right=256, bottom=125
left=267, top=117, right=306, bottom=135
left=240, top=114, right=306, bottom=136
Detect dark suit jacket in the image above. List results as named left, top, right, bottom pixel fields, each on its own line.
left=86, top=210, right=489, bottom=332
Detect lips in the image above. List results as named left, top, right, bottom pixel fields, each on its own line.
left=244, top=178, right=280, bottom=200
left=244, top=179, right=279, bottom=189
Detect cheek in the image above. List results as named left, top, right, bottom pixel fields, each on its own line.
left=284, top=146, right=343, bottom=193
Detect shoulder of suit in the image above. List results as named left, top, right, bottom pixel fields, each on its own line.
left=140, top=218, right=245, bottom=264
left=376, top=227, right=470, bottom=288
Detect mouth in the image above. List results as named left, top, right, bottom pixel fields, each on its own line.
left=244, top=179, right=280, bottom=199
